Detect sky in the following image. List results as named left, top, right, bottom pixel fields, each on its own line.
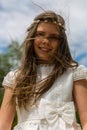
left=0, top=0, right=87, bottom=66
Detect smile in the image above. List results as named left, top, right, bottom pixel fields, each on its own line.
left=39, top=46, right=51, bottom=53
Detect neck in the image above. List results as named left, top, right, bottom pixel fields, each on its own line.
left=36, top=59, right=54, bottom=66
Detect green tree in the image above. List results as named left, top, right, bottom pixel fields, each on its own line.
left=0, top=40, right=22, bottom=88
left=7, top=40, right=22, bottom=69
left=0, top=40, right=22, bottom=128
left=0, top=54, right=12, bottom=105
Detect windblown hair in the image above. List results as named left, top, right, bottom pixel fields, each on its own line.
left=12, top=11, right=78, bottom=108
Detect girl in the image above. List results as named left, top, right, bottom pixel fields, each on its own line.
left=0, top=11, right=87, bottom=130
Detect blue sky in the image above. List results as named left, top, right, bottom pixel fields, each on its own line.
left=0, top=0, right=87, bottom=66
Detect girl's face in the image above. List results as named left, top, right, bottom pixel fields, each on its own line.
left=33, top=22, right=60, bottom=63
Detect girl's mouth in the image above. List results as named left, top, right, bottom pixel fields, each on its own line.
left=39, top=46, right=51, bottom=53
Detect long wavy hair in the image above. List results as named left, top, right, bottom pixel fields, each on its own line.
left=12, top=11, right=78, bottom=108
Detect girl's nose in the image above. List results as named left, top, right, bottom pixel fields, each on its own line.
left=42, top=37, right=50, bottom=44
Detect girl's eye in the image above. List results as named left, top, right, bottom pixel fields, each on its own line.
left=48, top=35, right=61, bottom=41
left=35, top=33, right=44, bottom=37
left=49, top=36, right=59, bottom=40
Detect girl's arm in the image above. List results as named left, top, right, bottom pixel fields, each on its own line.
left=73, top=79, right=87, bottom=130
left=0, top=87, right=16, bottom=130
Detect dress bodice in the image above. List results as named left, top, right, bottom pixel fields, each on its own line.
left=16, top=67, right=74, bottom=123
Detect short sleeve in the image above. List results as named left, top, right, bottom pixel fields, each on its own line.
left=2, top=70, right=18, bottom=88
left=73, top=65, right=87, bottom=81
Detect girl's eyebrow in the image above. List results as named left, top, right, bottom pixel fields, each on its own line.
left=36, top=31, right=44, bottom=33
left=36, top=31, right=59, bottom=36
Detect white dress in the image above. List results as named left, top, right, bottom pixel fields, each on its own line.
left=2, top=65, right=87, bottom=130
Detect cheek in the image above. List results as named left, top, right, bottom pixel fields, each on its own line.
left=33, top=39, right=40, bottom=46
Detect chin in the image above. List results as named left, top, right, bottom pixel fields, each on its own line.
left=37, top=57, right=54, bottom=65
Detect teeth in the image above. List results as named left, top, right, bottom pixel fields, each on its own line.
left=41, top=48, right=49, bottom=52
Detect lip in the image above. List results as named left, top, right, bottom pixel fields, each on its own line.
left=39, top=46, right=51, bottom=53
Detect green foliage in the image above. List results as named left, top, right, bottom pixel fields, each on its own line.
left=0, top=53, right=12, bottom=105
left=0, top=88, right=4, bottom=106
left=0, top=40, right=22, bottom=128
left=76, top=111, right=81, bottom=124
left=11, top=113, right=18, bottom=130
left=6, top=40, right=22, bottom=69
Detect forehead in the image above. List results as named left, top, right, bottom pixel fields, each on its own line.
left=36, top=22, right=59, bottom=34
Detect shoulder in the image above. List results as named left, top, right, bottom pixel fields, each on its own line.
left=73, top=65, right=87, bottom=81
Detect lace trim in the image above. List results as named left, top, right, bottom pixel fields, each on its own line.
left=2, top=70, right=18, bottom=88
left=73, top=65, right=87, bottom=81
